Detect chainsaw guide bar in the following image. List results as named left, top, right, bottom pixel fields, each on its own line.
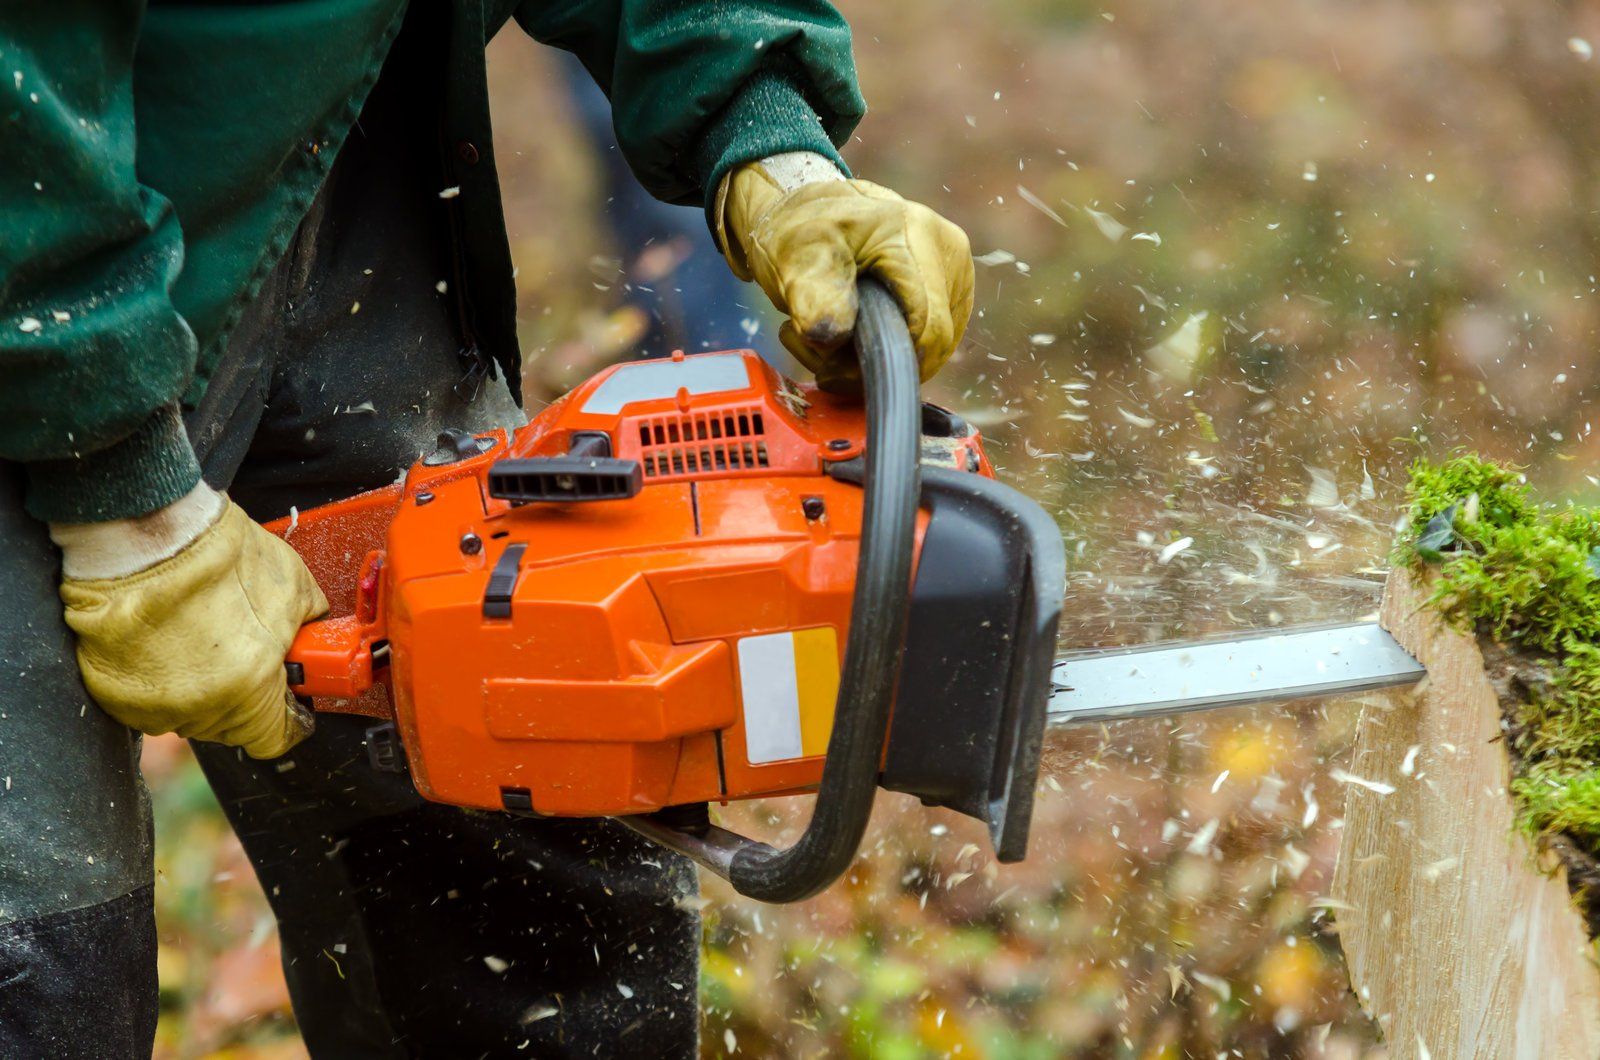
left=1046, top=621, right=1426, bottom=726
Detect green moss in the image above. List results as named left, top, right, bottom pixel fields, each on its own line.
left=1399, top=454, right=1600, bottom=849
left=1515, top=642, right=1600, bottom=764
left=1511, top=765, right=1600, bottom=846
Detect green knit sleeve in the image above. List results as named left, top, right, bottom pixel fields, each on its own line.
left=1, top=0, right=202, bottom=523
left=689, top=58, right=852, bottom=215
left=514, top=0, right=866, bottom=207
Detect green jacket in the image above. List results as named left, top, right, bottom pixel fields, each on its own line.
left=1, top=0, right=864, bottom=523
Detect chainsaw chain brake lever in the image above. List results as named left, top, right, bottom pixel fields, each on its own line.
left=622, top=276, right=922, bottom=902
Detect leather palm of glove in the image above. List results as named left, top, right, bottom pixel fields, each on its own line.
left=715, top=154, right=975, bottom=392
left=51, top=485, right=328, bottom=759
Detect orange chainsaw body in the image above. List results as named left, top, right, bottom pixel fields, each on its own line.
left=270, top=350, right=990, bottom=818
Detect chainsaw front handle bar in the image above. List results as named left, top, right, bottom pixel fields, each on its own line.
left=622, top=276, right=922, bottom=902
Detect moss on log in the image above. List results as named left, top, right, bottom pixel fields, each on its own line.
left=1333, top=568, right=1600, bottom=1058
left=1333, top=455, right=1600, bottom=1058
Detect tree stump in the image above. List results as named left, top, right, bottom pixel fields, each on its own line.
left=1331, top=567, right=1600, bottom=1059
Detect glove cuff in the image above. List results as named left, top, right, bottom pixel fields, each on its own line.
left=52, top=481, right=226, bottom=580
left=759, top=151, right=846, bottom=192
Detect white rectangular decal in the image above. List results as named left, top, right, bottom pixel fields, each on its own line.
left=737, top=632, right=803, bottom=764
left=580, top=353, right=751, bottom=415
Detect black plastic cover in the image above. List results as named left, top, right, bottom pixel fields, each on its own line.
left=919, top=402, right=971, bottom=439
left=567, top=431, right=613, bottom=458
left=363, top=722, right=408, bottom=774
left=879, top=467, right=1066, bottom=862
left=488, top=456, right=642, bottom=503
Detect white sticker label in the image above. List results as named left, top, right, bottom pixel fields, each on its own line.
left=581, top=353, right=750, bottom=415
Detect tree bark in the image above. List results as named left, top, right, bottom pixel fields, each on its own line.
left=1331, top=567, right=1600, bottom=1060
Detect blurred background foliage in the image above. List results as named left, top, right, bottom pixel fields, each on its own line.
left=150, top=0, right=1600, bottom=1055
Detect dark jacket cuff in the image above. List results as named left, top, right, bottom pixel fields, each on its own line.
left=25, top=404, right=202, bottom=524
left=692, top=61, right=852, bottom=217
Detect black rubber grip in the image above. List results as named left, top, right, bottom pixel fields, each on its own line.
left=726, top=277, right=921, bottom=902
left=488, top=457, right=642, bottom=504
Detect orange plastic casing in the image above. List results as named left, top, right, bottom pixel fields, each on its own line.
left=269, top=350, right=990, bottom=817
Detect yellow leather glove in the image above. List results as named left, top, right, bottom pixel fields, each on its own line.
left=53, top=488, right=328, bottom=759
left=715, top=154, right=975, bottom=392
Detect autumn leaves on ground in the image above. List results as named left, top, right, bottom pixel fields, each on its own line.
left=152, top=0, right=1600, bottom=1055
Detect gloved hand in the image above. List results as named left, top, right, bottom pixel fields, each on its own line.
left=715, top=152, right=975, bottom=392
left=51, top=484, right=328, bottom=759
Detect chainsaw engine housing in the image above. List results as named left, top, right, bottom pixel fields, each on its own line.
left=277, top=350, right=1063, bottom=861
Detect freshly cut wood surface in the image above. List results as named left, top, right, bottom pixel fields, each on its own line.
left=1331, top=567, right=1600, bottom=1060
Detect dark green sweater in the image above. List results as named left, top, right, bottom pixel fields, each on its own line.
left=0, top=0, right=864, bottom=523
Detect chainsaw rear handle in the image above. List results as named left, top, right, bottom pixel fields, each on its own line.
left=622, top=276, right=922, bottom=902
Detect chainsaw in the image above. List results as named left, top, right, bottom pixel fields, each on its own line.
left=273, top=279, right=1425, bottom=904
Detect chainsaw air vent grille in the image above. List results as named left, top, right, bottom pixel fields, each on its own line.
left=637, top=406, right=770, bottom=480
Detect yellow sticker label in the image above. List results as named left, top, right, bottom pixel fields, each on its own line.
left=793, top=626, right=839, bottom=757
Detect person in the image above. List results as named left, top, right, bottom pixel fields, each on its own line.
left=0, top=1, right=974, bottom=1056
